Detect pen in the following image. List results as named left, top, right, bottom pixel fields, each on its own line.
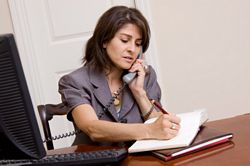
left=151, top=100, right=169, bottom=114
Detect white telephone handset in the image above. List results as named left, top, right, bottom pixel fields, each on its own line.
left=122, top=48, right=143, bottom=84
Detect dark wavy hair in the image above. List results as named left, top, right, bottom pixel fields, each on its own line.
left=83, top=6, right=151, bottom=72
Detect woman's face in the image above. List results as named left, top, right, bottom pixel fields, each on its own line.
left=104, top=23, right=142, bottom=71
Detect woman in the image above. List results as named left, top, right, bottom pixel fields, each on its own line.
left=59, top=6, right=180, bottom=146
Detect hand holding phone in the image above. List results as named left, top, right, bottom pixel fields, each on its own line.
left=122, top=48, right=143, bottom=84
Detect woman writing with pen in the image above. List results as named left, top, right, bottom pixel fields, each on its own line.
left=58, top=6, right=180, bottom=147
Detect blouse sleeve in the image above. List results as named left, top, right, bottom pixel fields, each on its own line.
left=145, top=65, right=162, bottom=102
left=58, top=72, right=92, bottom=121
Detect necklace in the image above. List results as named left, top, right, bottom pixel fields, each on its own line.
left=113, top=91, right=121, bottom=106
left=109, top=83, right=126, bottom=107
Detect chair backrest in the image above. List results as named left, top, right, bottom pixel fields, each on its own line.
left=37, top=103, right=68, bottom=150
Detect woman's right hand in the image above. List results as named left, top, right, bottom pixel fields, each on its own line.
left=147, top=113, right=181, bottom=140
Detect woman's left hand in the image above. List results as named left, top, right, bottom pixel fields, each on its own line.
left=127, top=58, right=147, bottom=92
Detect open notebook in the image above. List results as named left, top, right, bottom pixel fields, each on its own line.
left=128, top=109, right=208, bottom=153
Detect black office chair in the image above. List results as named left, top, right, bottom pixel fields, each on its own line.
left=37, top=103, right=69, bottom=150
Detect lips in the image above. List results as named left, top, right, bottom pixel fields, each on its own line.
left=122, top=56, right=134, bottom=63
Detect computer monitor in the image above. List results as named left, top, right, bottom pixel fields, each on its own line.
left=0, top=34, right=46, bottom=159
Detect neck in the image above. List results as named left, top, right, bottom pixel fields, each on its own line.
left=106, top=71, right=124, bottom=97
left=105, top=69, right=123, bottom=86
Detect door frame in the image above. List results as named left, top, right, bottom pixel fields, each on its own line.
left=8, top=0, right=162, bottom=111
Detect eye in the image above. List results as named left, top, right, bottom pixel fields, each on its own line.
left=121, top=39, right=128, bottom=43
left=135, top=43, right=141, bottom=47
left=136, top=40, right=142, bottom=47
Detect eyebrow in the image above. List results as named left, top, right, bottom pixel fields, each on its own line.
left=119, top=33, right=142, bottom=41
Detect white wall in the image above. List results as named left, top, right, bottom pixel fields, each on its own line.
left=148, top=0, right=250, bottom=120
left=2, top=0, right=250, bottom=121
left=0, top=0, right=14, bottom=34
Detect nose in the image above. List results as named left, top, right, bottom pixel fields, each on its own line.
left=128, top=43, right=137, bottom=53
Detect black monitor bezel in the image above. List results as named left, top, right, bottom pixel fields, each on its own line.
left=0, top=34, right=46, bottom=159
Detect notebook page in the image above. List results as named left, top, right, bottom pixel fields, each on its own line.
left=128, top=109, right=207, bottom=153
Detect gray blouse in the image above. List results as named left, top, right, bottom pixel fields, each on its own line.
left=58, top=65, right=161, bottom=146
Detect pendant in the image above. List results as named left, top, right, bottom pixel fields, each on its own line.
left=114, top=98, right=120, bottom=106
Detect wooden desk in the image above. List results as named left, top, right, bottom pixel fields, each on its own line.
left=48, top=113, right=250, bottom=166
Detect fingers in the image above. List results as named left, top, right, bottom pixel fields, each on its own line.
left=161, top=114, right=181, bottom=138
left=163, top=113, right=181, bottom=127
left=165, top=127, right=179, bottom=139
left=167, top=112, right=181, bottom=123
left=129, top=59, right=148, bottom=75
left=170, top=122, right=179, bottom=130
left=148, top=114, right=181, bottom=140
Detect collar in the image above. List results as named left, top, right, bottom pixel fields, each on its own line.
left=88, top=67, right=135, bottom=121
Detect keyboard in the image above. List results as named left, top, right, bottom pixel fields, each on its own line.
left=0, top=148, right=127, bottom=166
